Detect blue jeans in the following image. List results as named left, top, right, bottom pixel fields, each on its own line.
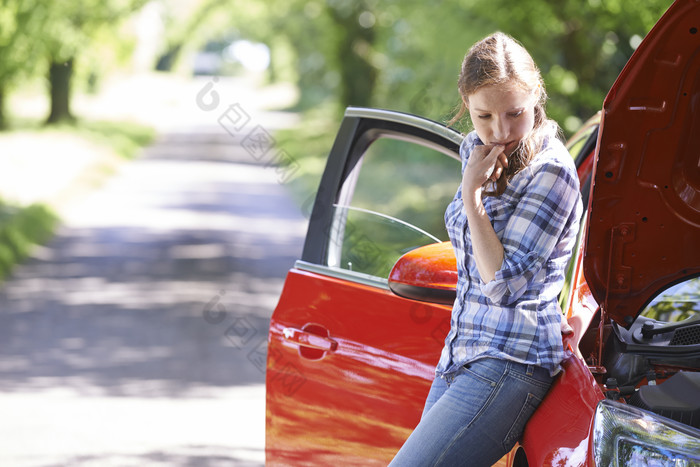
left=389, top=358, right=553, bottom=466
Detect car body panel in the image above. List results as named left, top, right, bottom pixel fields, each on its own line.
left=584, top=0, right=700, bottom=325
left=266, top=265, right=450, bottom=465
left=520, top=355, right=604, bottom=467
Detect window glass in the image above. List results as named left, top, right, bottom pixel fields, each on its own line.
left=558, top=211, right=586, bottom=314
left=327, top=136, right=460, bottom=279
left=559, top=121, right=598, bottom=313
left=640, top=277, right=700, bottom=323
left=566, top=125, right=597, bottom=165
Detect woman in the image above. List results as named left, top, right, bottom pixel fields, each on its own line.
left=390, top=33, right=583, bottom=466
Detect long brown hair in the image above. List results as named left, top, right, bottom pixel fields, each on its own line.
left=449, top=32, right=558, bottom=196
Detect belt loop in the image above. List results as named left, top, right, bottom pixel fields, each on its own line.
left=526, top=364, right=534, bottom=376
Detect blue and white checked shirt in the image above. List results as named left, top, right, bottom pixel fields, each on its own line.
left=436, top=130, right=583, bottom=377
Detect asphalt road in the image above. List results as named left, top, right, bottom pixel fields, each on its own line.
left=0, top=77, right=306, bottom=466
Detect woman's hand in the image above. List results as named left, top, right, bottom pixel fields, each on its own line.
left=462, top=144, right=509, bottom=198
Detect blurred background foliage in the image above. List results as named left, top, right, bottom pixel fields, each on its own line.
left=0, top=0, right=671, bottom=130
left=140, top=0, right=669, bottom=203
left=197, top=0, right=669, bottom=133
left=0, top=0, right=151, bottom=127
left=0, top=0, right=672, bottom=213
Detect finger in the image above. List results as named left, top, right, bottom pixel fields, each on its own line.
left=467, top=145, right=506, bottom=185
left=474, top=143, right=503, bottom=158
left=483, top=145, right=504, bottom=169
left=487, top=144, right=506, bottom=159
left=492, top=162, right=503, bottom=181
left=471, top=145, right=496, bottom=161
left=495, top=154, right=509, bottom=180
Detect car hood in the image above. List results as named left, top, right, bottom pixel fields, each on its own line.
left=583, top=0, right=700, bottom=326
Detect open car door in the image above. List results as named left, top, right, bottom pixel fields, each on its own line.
left=265, top=108, right=463, bottom=465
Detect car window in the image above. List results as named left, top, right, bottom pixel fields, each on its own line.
left=640, top=276, right=700, bottom=323
left=566, top=120, right=598, bottom=209
left=558, top=211, right=586, bottom=314
left=326, top=136, right=461, bottom=279
left=567, top=124, right=598, bottom=168
left=559, top=123, right=598, bottom=314
left=565, top=113, right=600, bottom=167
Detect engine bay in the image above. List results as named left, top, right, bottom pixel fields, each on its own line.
left=600, top=317, right=700, bottom=429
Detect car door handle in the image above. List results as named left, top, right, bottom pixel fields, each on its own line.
left=283, top=326, right=338, bottom=352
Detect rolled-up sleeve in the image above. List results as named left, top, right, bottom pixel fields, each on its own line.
left=481, top=159, right=581, bottom=305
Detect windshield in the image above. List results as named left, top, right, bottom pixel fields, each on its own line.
left=639, top=276, right=700, bottom=323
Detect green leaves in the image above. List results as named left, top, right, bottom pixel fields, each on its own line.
left=0, top=0, right=148, bottom=125
left=253, top=0, right=671, bottom=134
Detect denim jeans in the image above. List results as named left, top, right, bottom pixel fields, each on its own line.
left=389, top=357, right=553, bottom=467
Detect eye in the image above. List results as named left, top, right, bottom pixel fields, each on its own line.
left=478, top=114, right=491, bottom=120
left=508, top=110, right=524, bottom=118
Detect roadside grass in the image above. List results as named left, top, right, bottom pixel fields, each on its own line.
left=0, top=201, right=58, bottom=280
left=0, top=118, right=155, bottom=281
left=9, top=117, right=156, bottom=161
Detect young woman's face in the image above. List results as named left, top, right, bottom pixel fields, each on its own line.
left=466, top=83, right=537, bottom=155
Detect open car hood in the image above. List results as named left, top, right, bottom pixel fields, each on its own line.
left=583, top=0, right=700, bottom=326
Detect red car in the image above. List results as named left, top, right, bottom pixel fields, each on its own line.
left=265, top=0, right=700, bottom=464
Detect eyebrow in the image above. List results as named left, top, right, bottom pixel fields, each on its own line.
left=474, top=107, right=525, bottom=113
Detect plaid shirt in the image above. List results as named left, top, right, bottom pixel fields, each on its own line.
left=436, top=131, right=583, bottom=377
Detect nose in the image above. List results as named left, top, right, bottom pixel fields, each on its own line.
left=492, top=117, right=508, bottom=142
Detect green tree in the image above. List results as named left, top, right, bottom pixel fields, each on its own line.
left=154, top=0, right=671, bottom=134
left=370, top=0, right=492, bottom=126
left=154, top=0, right=231, bottom=72
left=40, top=0, right=148, bottom=124
left=464, top=0, right=671, bottom=132
left=0, top=0, right=48, bottom=128
left=325, top=0, right=378, bottom=108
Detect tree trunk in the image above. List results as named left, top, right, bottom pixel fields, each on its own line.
left=327, top=4, right=377, bottom=109
left=155, top=44, right=181, bottom=72
left=46, top=58, right=75, bottom=124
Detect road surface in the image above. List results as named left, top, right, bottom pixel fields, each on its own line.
left=0, top=76, right=306, bottom=466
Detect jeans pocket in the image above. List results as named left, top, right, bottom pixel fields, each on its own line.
left=502, top=392, right=542, bottom=451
